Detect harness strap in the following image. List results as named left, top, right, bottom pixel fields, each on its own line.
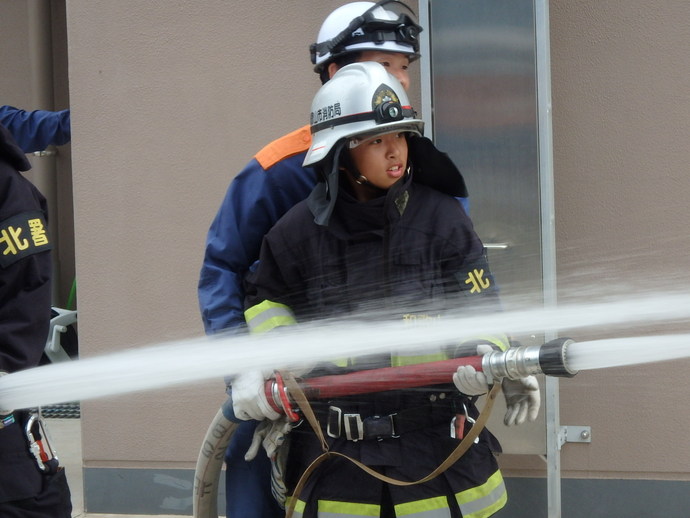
left=282, top=372, right=502, bottom=518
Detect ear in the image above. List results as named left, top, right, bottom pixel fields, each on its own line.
left=327, top=62, right=340, bottom=79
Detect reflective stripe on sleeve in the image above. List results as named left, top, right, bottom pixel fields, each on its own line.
left=244, top=300, right=297, bottom=333
left=455, top=469, right=507, bottom=518
left=480, top=334, right=510, bottom=352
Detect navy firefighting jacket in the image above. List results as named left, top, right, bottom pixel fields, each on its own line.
left=0, top=124, right=53, bottom=503
left=244, top=173, right=495, bottom=329
left=242, top=173, right=507, bottom=518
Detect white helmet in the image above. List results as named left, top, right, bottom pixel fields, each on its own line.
left=303, top=61, right=424, bottom=166
left=310, top=1, right=422, bottom=73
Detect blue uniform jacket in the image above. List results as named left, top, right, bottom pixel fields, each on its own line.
left=0, top=105, right=71, bottom=153
left=199, top=126, right=316, bottom=333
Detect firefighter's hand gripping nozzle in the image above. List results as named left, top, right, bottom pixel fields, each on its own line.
left=263, top=338, right=579, bottom=415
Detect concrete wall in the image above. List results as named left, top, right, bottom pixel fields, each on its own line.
left=2, top=0, right=689, bottom=515
left=62, top=0, right=349, bottom=482
left=552, top=0, right=690, bottom=480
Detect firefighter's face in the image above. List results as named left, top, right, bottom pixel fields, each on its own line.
left=329, top=51, right=411, bottom=91
left=347, top=131, right=408, bottom=198
left=357, top=51, right=411, bottom=91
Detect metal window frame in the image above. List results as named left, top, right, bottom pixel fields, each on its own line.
left=419, top=1, right=562, bottom=515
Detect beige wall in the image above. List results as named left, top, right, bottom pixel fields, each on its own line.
left=2, top=0, right=689, bottom=497
left=551, top=1, right=690, bottom=479
left=64, top=0, right=358, bottom=467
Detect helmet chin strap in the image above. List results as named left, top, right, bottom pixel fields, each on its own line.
left=342, top=167, right=376, bottom=189
left=343, top=163, right=412, bottom=198
left=354, top=173, right=370, bottom=186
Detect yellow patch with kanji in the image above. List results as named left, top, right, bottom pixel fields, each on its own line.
left=455, top=255, right=497, bottom=296
left=0, top=211, right=51, bottom=268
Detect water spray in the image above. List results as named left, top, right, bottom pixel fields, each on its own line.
left=1, top=292, right=689, bottom=412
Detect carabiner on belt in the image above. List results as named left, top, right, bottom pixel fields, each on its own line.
left=25, top=412, right=60, bottom=473
left=450, top=402, right=479, bottom=444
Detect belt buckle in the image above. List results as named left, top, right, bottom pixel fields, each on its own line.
left=327, top=406, right=342, bottom=439
left=367, top=414, right=399, bottom=440
left=343, top=413, right=364, bottom=442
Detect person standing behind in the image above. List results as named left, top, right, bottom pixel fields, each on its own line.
left=199, top=1, right=443, bottom=334
left=0, top=105, right=71, bottom=153
left=0, top=123, right=72, bottom=517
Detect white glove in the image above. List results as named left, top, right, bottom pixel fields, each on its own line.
left=453, top=365, right=490, bottom=396
left=452, top=342, right=495, bottom=396
left=502, top=376, right=541, bottom=426
left=244, top=417, right=293, bottom=461
left=231, top=370, right=281, bottom=421
left=243, top=417, right=292, bottom=509
left=270, top=431, right=290, bottom=509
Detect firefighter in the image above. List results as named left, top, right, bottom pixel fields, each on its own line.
left=231, top=62, right=540, bottom=518
left=199, top=2, right=470, bottom=516
left=0, top=123, right=72, bottom=517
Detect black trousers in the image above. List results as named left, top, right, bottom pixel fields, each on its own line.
left=0, top=468, right=72, bottom=518
left=0, top=413, right=72, bottom=518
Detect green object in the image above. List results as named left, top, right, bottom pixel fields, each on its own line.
left=66, top=278, right=77, bottom=310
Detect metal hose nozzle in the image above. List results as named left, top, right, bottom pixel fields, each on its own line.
left=482, top=338, right=578, bottom=383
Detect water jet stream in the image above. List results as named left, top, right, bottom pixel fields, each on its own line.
left=0, top=293, right=689, bottom=411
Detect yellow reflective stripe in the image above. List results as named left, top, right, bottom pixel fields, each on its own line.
left=244, top=300, right=296, bottom=334
left=456, top=469, right=507, bottom=518
left=329, top=357, right=350, bottom=367
left=318, top=499, right=380, bottom=516
left=288, top=497, right=306, bottom=517
left=477, top=334, right=510, bottom=352
left=391, top=352, right=448, bottom=367
left=394, top=495, right=451, bottom=517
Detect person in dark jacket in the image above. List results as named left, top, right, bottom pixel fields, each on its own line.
left=231, top=62, right=540, bottom=518
left=0, top=105, right=71, bottom=153
left=202, top=3, right=470, bottom=516
left=0, top=123, right=72, bottom=517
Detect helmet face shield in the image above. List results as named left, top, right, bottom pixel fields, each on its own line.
left=304, top=61, right=424, bottom=166
left=311, top=0, right=423, bottom=71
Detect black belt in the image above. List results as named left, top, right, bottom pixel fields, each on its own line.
left=0, top=413, right=16, bottom=429
left=326, top=403, right=451, bottom=442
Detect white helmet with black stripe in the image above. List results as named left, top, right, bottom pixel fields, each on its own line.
left=310, top=1, right=422, bottom=74
left=304, top=61, right=423, bottom=167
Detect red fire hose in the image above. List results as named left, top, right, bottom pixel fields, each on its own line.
left=194, top=338, right=576, bottom=517
left=264, top=355, right=485, bottom=418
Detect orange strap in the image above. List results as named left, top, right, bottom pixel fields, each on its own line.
left=255, top=125, right=311, bottom=170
